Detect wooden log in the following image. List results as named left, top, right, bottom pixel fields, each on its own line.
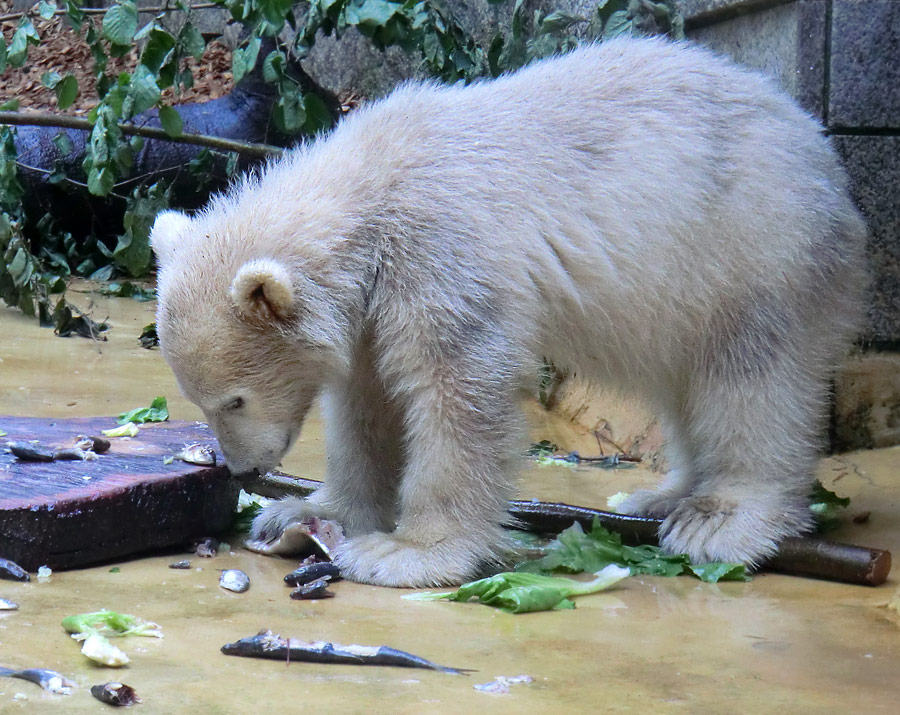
left=0, top=416, right=238, bottom=571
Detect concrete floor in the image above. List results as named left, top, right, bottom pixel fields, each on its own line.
left=1, top=287, right=898, bottom=713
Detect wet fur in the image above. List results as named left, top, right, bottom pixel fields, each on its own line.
left=152, top=38, right=867, bottom=586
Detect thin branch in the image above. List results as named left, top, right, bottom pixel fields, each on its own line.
left=0, top=3, right=220, bottom=23
left=0, top=110, right=284, bottom=158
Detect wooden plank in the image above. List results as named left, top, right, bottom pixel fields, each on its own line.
left=0, top=416, right=237, bottom=572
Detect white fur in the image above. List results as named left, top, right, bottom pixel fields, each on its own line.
left=152, top=38, right=867, bottom=586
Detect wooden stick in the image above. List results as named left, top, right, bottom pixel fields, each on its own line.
left=251, top=472, right=892, bottom=587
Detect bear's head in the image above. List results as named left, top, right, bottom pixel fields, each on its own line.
left=149, top=209, right=346, bottom=479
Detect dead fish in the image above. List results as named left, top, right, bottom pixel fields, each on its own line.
left=221, top=630, right=470, bottom=674
left=90, top=682, right=141, bottom=706
left=219, top=569, right=250, bottom=593
left=284, top=562, right=342, bottom=587
left=0, top=598, right=18, bottom=610
left=0, top=666, right=76, bottom=694
left=6, top=441, right=55, bottom=462
left=175, top=444, right=216, bottom=466
left=168, top=560, right=191, bottom=570
left=246, top=517, right=345, bottom=559
left=53, top=447, right=98, bottom=461
left=289, top=577, right=335, bottom=600
left=194, top=537, right=219, bottom=558
left=75, top=435, right=111, bottom=454
left=0, top=558, right=30, bottom=582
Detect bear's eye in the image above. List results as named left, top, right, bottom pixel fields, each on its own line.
left=225, top=397, right=245, bottom=411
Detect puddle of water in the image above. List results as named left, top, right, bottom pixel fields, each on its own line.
left=1, top=287, right=898, bottom=713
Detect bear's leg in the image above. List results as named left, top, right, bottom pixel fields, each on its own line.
left=334, top=339, right=523, bottom=587
left=619, top=411, right=694, bottom=517
left=249, top=344, right=403, bottom=544
left=657, top=348, right=825, bottom=566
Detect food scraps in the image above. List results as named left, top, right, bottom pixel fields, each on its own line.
left=284, top=561, right=342, bottom=587
left=221, top=630, right=469, bottom=674
left=6, top=440, right=99, bottom=462
left=405, top=565, right=630, bottom=614
left=116, top=397, right=169, bottom=425
left=474, top=674, right=534, bottom=694
left=194, top=537, right=219, bottom=558
left=245, top=516, right=345, bottom=559
left=80, top=633, right=130, bottom=667
left=290, top=578, right=335, bottom=600
left=63, top=610, right=163, bottom=667
left=175, top=444, right=216, bottom=466
left=219, top=569, right=250, bottom=593
left=517, top=520, right=749, bottom=583
left=102, top=423, right=140, bottom=438
left=91, top=681, right=142, bottom=706
left=0, top=598, right=18, bottom=610
left=0, top=666, right=76, bottom=694
left=0, top=558, right=30, bottom=582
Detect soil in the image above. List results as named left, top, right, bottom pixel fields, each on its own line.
left=0, top=0, right=233, bottom=115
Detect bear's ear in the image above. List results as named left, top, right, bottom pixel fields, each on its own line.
left=230, top=258, right=296, bottom=323
left=150, top=211, right=192, bottom=265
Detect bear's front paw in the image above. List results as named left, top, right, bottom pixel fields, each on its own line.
left=659, top=495, right=814, bottom=567
left=333, top=532, right=497, bottom=588
left=245, top=497, right=331, bottom=554
left=619, top=488, right=685, bottom=518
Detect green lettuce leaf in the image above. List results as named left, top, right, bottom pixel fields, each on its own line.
left=116, top=396, right=168, bottom=424
left=62, top=609, right=163, bottom=639
left=404, top=564, right=630, bottom=613
left=517, top=520, right=749, bottom=583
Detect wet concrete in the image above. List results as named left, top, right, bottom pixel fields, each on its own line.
left=1, top=288, right=898, bottom=713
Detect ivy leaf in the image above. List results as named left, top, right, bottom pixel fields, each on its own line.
left=0, top=37, right=6, bottom=74
left=88, top=167, right=114, bottom=196
left=102, top=1, right=139, bottom=47
left=113, top=182, right=170, bottom=276
left=179, top=22, right=206, bottom=61
left=52, top=133, right=73, bottom=156
left=158, top=105, right=183, bottom=138
left=55, top=75, right=79, bottom=110
left=232, top=36, right=261, bottom=84
left=303, top=92, right=332, bottom=134
left=262, top=50, right=285, bottom=83
left=128, top=65, right=162, bottom=116
left=8, top=19, right=41, bottom=68
left=273, top=86, right=305, bottom=133
left=258, top=0, right=293, bottom=27
left=41, top=72, right=63, bottom=89
left=38, top=0, right=58, bottom=20
left=141, top=27, right=176, bottom=74
left=602, top=10, right=632, bottom=38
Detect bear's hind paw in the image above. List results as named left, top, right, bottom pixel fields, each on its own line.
left=659, top=495, right=813, bottom=567
left=334, top=532, right=498, bottom=588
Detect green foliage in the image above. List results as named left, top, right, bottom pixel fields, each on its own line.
left=517, top=520, right=750, bottom=583
left=113, top=182, right=171, bottom=276
left=404, top=564, right=630, bottom=613
left=0, top=0, right=682, bottom=327
left=116, top=395, right=169, bottom=425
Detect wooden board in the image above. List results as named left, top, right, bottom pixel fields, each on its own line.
left=0, top=416, right=238, bottom=572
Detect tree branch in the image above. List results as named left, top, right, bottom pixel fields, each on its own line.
left=0, top=3, right=221, bottom=23
left=0, top=110, right=284, bottom=158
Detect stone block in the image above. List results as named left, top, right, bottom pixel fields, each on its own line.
left=829, top=0, right=900, bottom=128
left=834, top=352, right=900, bottom=450
left=831, top=135, right=900, bottom=343
left=687, top=0, right=826, bottom=118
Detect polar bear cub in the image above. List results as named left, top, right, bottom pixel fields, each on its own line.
left=151, top=37, right=867, bottom=587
